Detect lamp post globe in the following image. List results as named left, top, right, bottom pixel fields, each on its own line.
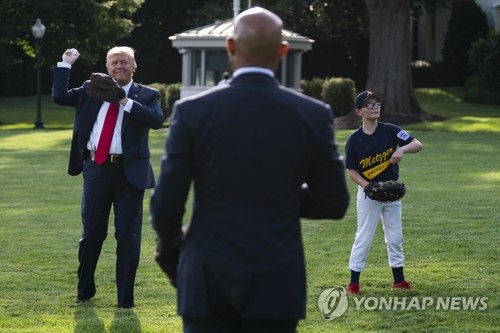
left=32, top=18, right=46, bottom=129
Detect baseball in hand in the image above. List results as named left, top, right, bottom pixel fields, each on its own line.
left=62, top=48, right=79, bottom=64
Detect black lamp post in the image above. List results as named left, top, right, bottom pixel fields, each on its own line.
left=32, top=18, right=46, bottom=129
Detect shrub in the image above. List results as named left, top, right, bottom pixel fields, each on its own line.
left=462, top=33, right=500, bottom=105
left=468, top=33, right=500, bottom=91
left=441, top=0, right=489, bottom=85
left=464, top=87, right=500, bottom=105
left=464, top=75, right=478, bottom=90
left=165, top=82, right=181, bottom=118
left=301, top=77, right=324, bottom=100
left=147, top=82, right=181, bottom=119
left=484, top=92, right=500, bottom=104
left=147, top=83, right=168, bottom=114
left=321, top=77, right=356, bottom=117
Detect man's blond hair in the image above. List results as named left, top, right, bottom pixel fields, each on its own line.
left=106, top=46, right=137, bottom=69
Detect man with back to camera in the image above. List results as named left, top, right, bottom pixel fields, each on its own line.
left=150, top=7, right=350, bottom=333
left=52, top=46, right=164, bottom=308
left=151, top=7, right=349, bottom=333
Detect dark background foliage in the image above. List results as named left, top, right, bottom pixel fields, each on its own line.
left=0, top=0, right=497, bottom=105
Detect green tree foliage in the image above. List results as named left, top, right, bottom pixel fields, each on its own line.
left=128, top=0, right=369, bottom=84
left=189, top=0, right=368, bottom=50
left=265, top=0, right=368, bottom=48
left=441, top=0, right=489, bottom=84
left=0, top=0, right=140, bottom=95
left=186, top=0, right=233, bottom=27
left=121, top=0, right=212, bottom=84
left=185, top=0, right=370, bottom=85
left=0, top=0, right=140, bottom=67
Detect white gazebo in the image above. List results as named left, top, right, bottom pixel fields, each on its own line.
left=169, top=18, right=314, bottom=98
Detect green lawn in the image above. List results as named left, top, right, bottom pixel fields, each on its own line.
left=0, top=89, right=499, bottom=332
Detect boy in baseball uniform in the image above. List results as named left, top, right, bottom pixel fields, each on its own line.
left=345, top=91, right=422, bottom=294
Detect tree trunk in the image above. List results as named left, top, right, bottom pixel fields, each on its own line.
left=364, top=0, right=425, bottom=124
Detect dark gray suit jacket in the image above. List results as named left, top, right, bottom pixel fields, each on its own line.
left=52, top=67, right=164, bottom=189
left=150, top=72, right=349, bottom=319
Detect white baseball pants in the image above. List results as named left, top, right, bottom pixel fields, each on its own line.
left=348, top=186, right=405, bottom=272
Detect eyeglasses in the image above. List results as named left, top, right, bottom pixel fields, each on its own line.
left=362, top=102, right=382, bottom=110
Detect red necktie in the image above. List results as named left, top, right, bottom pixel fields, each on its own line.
left=94, top=103, right=120, bottom=165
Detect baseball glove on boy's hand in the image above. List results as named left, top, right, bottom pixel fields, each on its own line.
left=364, top=180, right=406, bottom=202
left=86, top=72, right=126, bottom=103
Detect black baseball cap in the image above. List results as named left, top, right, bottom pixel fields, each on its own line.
left=354, top=91, right=381, bottom=109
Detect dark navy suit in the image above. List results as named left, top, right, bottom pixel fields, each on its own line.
left=150, top=71, right=349, bottom=330
left=52, top=67, right=164, bottom=308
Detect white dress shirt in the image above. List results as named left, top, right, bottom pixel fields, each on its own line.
left=85, top=82, right=134, bottom=154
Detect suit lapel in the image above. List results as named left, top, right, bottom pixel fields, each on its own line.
left=121, top=83, right=140, bottom=133
left=129, top=83, right=141, bottom=100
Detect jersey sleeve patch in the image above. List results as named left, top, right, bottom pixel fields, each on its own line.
left=397, top=130, right=410, bottom=141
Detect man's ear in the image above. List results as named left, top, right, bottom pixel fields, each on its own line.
left=226, top=38, right=235, bottom=55
left=278, top=41, right=289, bottom=60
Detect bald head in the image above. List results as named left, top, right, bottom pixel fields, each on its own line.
left=227, top=7, right=288, bottom=70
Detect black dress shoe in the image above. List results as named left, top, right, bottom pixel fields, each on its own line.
left=76, top=290, right=95, bottom=303
left=75, top=296, right=93, bottom=304
left=70, top=298, right=93, bottom=307
left=77, top=298, right=91, bottom=302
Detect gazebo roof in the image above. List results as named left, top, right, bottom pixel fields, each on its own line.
left=170, top=18, right=314, bottom=51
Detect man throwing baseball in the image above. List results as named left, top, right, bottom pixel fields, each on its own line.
left=345, top=91, right=422, bottom=295
left=52, top=47, right=164, bottom=308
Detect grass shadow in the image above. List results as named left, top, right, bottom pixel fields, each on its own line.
left=109, top=308, right=142, bottom=333
left=74, top=302, right=105, bottom=333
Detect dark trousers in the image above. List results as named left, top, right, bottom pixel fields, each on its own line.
left=183, top=317, right=298, bottom=333
left=77, top=158, right=144, bottom=308
left=183, top=268, right=298, bottom=333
